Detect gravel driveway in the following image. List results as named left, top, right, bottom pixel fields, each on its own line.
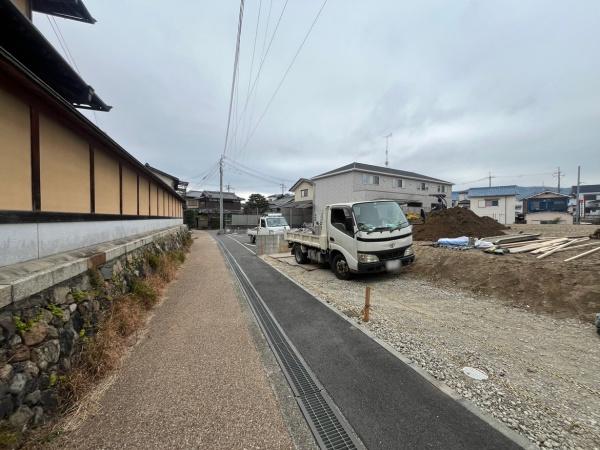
left=264, top=256, right=600, bottom=450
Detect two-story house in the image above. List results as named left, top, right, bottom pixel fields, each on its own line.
left=185, top=190, right=243, bottom=229
left=310, top=162, right=452, bottom=222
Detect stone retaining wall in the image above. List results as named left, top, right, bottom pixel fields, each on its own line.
left=0, top=226, right=189, bottom=433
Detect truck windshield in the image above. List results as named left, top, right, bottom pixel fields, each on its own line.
left=352, top=201, right=409, bottom=233
left=266, top=217, right=288, bottom=227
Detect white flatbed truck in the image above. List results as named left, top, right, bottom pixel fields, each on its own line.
left=285, top=200, right=415, bottom=279
left=247, top=213, right=290, bottom=243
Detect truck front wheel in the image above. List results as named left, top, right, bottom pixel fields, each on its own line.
left=332, top=254, right=352, bottom=280
left=294, top=245, right=308, bottom=264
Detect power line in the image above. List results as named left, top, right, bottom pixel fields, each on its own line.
left=233, top=0, right=262, bottom=150
left=47, top=16, right=81, bottom=74
left=222, top=0, right=246, bottom=157
left=224, top=157, right=294, bottom=182
left=237, top=0, right=329, bottom=159
left=232, top=0, right=289, bottom=159
left=224, top=157, right=294, bottom=185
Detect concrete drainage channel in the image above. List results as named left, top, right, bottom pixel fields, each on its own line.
left=217, top=239, right=365, bottom=450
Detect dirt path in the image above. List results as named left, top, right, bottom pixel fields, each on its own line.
left=51, top=231, right=295, bottom=449
left=264, top=256, right=600, bottom=450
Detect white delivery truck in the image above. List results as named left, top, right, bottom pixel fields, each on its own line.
left=247, top=213, right=290, bottom=243
left=285, top=200, right=415, bottom=279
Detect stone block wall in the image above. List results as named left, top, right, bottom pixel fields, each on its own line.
left=0, top=227, right=189, bottom=432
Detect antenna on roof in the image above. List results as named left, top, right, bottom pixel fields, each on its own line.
left=384, top=133, right=392, bottom=167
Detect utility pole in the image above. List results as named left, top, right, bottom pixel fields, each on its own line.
left=280, top=183, right=285, bottom=195
left=553, top=166, right=564, bottom=192
left=219, top=156, right=224, bottom=232
left=225, top=184, right=233, bottom=192
left=575, top=165, right=581, bottom=224
left=219, top=0, right=245, bottom=234
left=384, top=133, right=392, bottom=167
left=488, top=171, right=492, bottom=187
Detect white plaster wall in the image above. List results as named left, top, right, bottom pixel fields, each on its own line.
left=0, top=218, right=183, bottom=267
left=470, top=196, right=515, bottom=225
left=0, top=224, right=38, bottom=267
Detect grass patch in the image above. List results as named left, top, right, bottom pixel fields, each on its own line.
left=130, top=278, right=158, bottom=309
left=147, top=254, right=160, bottom=271
left=87, top=268, right=103, bottom=290
left=47, top=303, right=64, bottom=319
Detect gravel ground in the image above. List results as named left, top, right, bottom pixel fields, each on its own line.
left=264, top=256, right=600, bottom=450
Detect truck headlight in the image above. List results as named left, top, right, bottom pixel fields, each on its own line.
left=358, top=253, right=379, bottom=263
left=404, top=246, right=414, bottom=256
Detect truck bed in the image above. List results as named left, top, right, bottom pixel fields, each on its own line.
left=285, top=230, right=327, bottom=249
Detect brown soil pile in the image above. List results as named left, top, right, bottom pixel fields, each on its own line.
left=412, top=207, right=507, bottom=241
left=409, top=244, right=600, bottom=322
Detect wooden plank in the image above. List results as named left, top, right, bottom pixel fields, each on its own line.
left=30, top=106, right=40, bottom=211
left=537, top=239, right=577, bottom=259
left=554, top=242, right=600, bottom=253
left=490, top=234, right=541, bottom=245
left=509, top=238, right=567, bottom=254
left=564, top=245, right=600, bottom=262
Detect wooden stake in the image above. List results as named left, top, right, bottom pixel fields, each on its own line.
left=363, top=286, right=371, bottom=322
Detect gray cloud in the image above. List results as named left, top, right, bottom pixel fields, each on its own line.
left=36, top=0, right=600, bottom=197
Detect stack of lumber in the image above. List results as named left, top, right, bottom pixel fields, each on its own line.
left=487, top=234, right=600, bottom=261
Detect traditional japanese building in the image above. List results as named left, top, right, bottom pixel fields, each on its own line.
left=0, top=0, right=184, bottom=267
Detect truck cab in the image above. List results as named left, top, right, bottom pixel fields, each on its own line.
left=247, top=213, right=290, bottom=243
left=286, top=200, right=415, bottom=279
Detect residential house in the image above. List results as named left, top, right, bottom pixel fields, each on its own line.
left=268, top=194, right=294, bottom=212
left=281, top=179, right=314, bottom=227
left=467, top=186, right=573, bottom=225
left=185, top=190, right=243, bottom=229
left=571, top=184, right=600, bottom=224
left=310, top=162, right=452, bottom=223
left=451, top=190, right=470, bottom=208
left=522, top=191, right=572, bottom=224
left=468, top=186, right=519, bottom=225
left=0, top=0, right=184, bottom=267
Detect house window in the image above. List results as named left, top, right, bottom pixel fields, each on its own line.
left=438, top=185, right=446, bottom=193
left=484, top=199, right=499, bottom=207
left=396, top=179, right=403, bottom=188
left=362, top=174, right=379, bottom=185
left=477, top=199, right=499, bottom=208
left=301, top=189, right=308, bottom=198
left=418, top=182, right=428, bottom=191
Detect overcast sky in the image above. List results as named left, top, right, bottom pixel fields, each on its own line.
left=36, top=1, right=600, bottom=199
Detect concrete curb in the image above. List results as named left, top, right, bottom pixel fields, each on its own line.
left=0, top=225, right=188, bottom=307
left=266, top=260, right=537, bottom=450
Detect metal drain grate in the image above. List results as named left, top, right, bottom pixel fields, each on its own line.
left=218, top=240, right=363, bottom=450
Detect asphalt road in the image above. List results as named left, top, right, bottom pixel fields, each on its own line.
left=218, top=233, right=522, bottom=450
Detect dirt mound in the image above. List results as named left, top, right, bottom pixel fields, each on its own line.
left=413, top=207, right=507, bottom=241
